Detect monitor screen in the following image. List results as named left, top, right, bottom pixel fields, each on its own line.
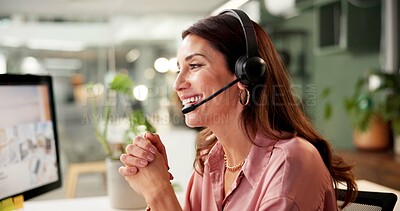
left=0, top=74, right=62, bottom=201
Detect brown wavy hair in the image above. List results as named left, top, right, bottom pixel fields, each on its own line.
left=181, top=12, right=357, bottom=208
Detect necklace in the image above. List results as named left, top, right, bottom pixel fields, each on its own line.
left=223, top=154, right=246, bottom=172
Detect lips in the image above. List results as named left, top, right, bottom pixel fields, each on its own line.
left=181, top=95, right=202, bottom=106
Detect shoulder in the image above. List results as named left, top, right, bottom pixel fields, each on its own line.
left=262, top=136, right=325, bottom=175
left=271, top=137, right=330, bottom=180
left=246, top=135, right=328, bottom=185
left=276, top=136, right=317, bottom=153
left=260, top=137, right=335, bottom=209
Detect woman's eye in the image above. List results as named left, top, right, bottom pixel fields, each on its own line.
left=189, top=64, right=202, bottom=70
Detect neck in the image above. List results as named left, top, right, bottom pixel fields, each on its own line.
left=209, top=114, right=254, bottom=166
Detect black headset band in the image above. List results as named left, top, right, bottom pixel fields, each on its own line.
left=219, top=9, right=259, bottom=58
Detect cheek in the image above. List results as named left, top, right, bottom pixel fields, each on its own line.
left=209, top=87, right=238, bottom=109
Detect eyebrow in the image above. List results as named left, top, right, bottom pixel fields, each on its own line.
left=177, top=53, right=207, bottom=68
left=184, top=53, right=206, bottom=61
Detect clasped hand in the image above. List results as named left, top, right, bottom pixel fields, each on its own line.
left=119, top=132, right=173, bottom=202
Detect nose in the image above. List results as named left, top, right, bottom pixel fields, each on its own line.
left=173, top=71, right=190, bottom=93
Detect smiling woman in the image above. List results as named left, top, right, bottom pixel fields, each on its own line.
left=118, top=9, right=357, bottom=211
left=175, top=34, right=240, bottom=126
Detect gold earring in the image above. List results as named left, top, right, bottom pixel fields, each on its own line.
left=239, top=88, right=250, bottom=106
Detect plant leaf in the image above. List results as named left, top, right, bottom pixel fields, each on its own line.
left=109, top=74, right=134, bottom=97
left=323, top=103, right=332, bottom=121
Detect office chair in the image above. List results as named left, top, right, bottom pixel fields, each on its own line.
left=338, top=189, right=398, bottom=211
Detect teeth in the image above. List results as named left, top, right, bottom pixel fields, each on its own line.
left=182, top=95, right=201, bottom=106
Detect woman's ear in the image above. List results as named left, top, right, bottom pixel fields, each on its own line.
left=237, top=82, right=247, bottom=90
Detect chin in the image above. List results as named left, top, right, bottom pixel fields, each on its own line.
left=184, top=113, right=205, bottom=128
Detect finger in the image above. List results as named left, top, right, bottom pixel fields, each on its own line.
left=144, top=132, right=168, bottom=164
left=125, top=143, right=155, bottom=162
left=118, top=166, right=138, bottom=176
left=120, top=154, right=149, bottom=168
left=131, top=135, right=158, bottom=155
left=125, top=139, right=156, bottom=162
left=144, top=132, right=165, bottom=153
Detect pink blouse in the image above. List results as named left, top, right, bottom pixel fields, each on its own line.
left=183, top=133, right=338, bottom=211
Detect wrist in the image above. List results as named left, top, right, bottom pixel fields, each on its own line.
left=146, top=184, right=181, bottom=211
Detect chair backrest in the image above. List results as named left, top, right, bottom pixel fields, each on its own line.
left=337, top=189, right=398, bottom=211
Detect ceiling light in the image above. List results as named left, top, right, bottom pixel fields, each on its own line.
left=0, top=36, right=22, bottom=48
left=154, top=57, right=169, bottom=73
left=133, top=85, right=149, bottom=101
left=144, top=68, right=156, bottom=80
left=169, top=58, right=179, bottom=73
left=368, top=74, right=381, bottom=91
left=26, top=39, right=86, bottom=52
left=126, top=49, right=141, bottom=63
left=264, top=0, right=295, bottom=16
left=212, top=0, right=250, bottom=15
left=21, top=56, right=45, bottom=74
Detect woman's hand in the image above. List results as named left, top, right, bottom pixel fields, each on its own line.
left=121, top=150, right=182, bottom=210
left=119, top=132, right=172, bottom=178
left=120, top=148, right=171, bottom=200
left=119, top=133, right=181, bottom=209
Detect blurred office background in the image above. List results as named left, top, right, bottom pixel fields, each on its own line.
left=0, top=0, right=399, bottom=199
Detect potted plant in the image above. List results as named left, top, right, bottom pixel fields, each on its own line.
left=88, top=73, right=155, bottom=209
left=376, top=72, right=400, bottom=154
left=343, top=70, right=391, bottom=151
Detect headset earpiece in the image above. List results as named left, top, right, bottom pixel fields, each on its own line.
left=220, top=9, right=266, bottom=85
left=235, top=56, right=266, bottom=85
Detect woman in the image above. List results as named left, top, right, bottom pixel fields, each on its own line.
left=119, top=10, right=357, bottom=210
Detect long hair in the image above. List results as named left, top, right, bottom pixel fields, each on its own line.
left=182, top=12, right=357, bottom=208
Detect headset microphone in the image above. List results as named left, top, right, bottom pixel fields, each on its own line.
left=182, top=78, right=240, bottom=114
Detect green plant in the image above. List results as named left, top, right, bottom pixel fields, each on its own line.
left=320, top=87, right=333, bottom=121
left=376, top=72, right=400, bottom=135
left=344, top=76, right=374, bottom=131
left=344, top=70, right=400, bottom=133
left=88, top=73, right=155, bottom=159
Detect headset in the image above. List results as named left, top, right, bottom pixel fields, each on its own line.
left=182, top=9, right=266, bottom=114
left=220, top=9, right=266, bottom=85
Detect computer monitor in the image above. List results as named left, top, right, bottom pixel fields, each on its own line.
left=0, top=74, right=62, bottom=201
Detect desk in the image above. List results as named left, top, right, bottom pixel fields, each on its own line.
left=25, top=196, right=132, bottom=211
left=338, top=150, right=400, bottom=190
left=24, top=192, right=185, bottom=211
left=24, top=181, right=399, bottom=210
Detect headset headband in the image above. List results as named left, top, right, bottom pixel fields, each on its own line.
left=219, top=9, right=259, bottom=58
